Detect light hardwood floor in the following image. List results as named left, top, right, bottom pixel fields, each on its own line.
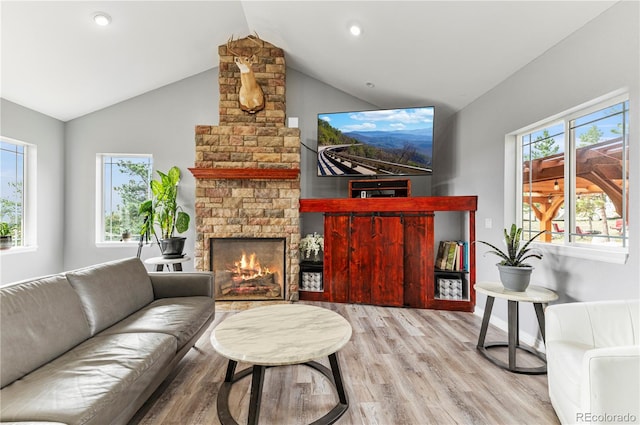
left=130, top=302, right=559, bottom=425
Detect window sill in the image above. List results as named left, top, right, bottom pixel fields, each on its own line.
left=0, top=246, right=38, bottom=255
left=96, top=242, right=140, bottom=248
left=535, top=242, right=628, bottom=265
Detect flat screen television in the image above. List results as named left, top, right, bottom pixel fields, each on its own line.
left=317, top=106, right=434, bottom=176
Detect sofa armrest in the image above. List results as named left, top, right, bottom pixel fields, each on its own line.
left=148, top=272, right=214, bottom=299
left=581, top=345, right=640, bottom=419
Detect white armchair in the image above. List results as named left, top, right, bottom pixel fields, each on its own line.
left=545, top=300, right=640, bottom=424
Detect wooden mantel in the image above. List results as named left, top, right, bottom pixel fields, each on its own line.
left=189, top=167, right=300, bottom=180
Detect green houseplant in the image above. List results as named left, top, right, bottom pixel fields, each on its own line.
left=478, top=224, right=545, bottom=291
left=0, top=222, right=12, bottom=250
left=139, top=166, right=190, bottom=258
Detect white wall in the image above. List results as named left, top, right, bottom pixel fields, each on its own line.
left=438, top=1, right=640, bottom=338
left=0, top=99, right=65, bottom=283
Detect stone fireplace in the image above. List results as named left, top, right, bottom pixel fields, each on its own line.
left=190, top=35, right=301, bottom=301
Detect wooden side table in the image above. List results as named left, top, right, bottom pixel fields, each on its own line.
left=475, top=281, right=558, bottom=374
left=144, top=255, right=191, bottom=271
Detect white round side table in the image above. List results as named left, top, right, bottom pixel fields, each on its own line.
left=144, top=255, right=191, bottom=272
left=475, top=281, right=558, bottom=374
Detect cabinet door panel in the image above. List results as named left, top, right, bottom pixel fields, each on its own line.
left=371, top=216, right=404, bottom=306
left=403, top=215, right=432, bottom=308
left=324, top=215, right=350, bottom=303
left=350, top=215, right=404, bottom=307
left=349, top=216, right=372, bottom=304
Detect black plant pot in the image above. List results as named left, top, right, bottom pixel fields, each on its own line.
left=0, top=235, right=12, bottom=250
left=160, top=237, right=186, bottom=258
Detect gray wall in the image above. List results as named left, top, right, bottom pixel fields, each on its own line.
left=287, top=68, right=433, bottom=200
left=61, top=67, right=389, bottom=270
left=437, top=1, right=640, bottom=339
left=0, top=99, right=65, bottom=283
left=63, top=70, right=218, bottom=270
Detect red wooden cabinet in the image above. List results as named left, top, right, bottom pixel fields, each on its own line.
left=299, top=196, right=477, bottom=312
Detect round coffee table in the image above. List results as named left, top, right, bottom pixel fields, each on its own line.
left=475, top=281, right=558, bottom=374
left=211, top=303, right=352, bottom=425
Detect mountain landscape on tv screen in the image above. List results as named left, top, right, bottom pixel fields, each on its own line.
left=318, top=113, right=433, bottom=175
left=344, top=128, right=433, bottom=160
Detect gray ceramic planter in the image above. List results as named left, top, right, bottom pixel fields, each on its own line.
left=497, top=264, right=533, bottom=292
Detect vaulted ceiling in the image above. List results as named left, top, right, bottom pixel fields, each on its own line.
left=1, top=1, right=618, bottom=122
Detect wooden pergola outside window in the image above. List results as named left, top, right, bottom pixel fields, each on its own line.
left=522, top=137, right=628, bottom=243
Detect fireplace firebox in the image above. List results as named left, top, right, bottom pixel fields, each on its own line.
left=210, top=238, right=286, bottom=301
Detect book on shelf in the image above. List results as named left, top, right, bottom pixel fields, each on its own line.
left=436, top=240, right=454, bottom=270
left=445, top=242, right=457, bottom=270
left=436, top=240, right=468, bottom=271
left=435, top=240, right=446, bottom=270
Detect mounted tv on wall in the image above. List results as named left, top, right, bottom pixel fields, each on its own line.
left=317, top=106, right=434, bottom=176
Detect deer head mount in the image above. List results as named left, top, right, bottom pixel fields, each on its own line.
left=227, top=33, right=265, bottom=114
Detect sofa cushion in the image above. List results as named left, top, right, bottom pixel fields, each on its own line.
left=66, top=258, right=154, bottom=335
left=1, top=275, right=91, bottom=388
left=99, top=296, right=214, bottom=350
left=0, top=332, right=176, bottom=425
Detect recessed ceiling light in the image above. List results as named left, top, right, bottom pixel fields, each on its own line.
left=93, top=12, right=111, bottom=26
left=349, top=24, right=362, bottom=37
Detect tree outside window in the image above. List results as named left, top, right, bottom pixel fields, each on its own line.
left=0, top=140, right=25, bottom=247
left=101, top=155, right=152, bottom=242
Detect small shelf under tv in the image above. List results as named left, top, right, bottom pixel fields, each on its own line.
left=349, top=178, right=410, bottom=198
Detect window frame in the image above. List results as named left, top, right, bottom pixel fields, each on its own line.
left=513, top=91, right=629, bottom=264
left=95, top=153, right=152, bottom=247
left=0, top=136, right=37, bottom=253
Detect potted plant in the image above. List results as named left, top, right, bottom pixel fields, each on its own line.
left=139, top=166, right=190, bottom=258
left=0, top=222, right=12, bottom=250
left=300, top=232, right=324, bottom=263
left=121, top=229, right=132, bottom=242
left=478, top=224, right=545, bottom=291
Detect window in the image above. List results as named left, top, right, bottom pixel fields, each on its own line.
left=1, top=138, right=35, bottom=248
left=96, top=154, right=152, bottom=244
left=519, top=95, right=629, bottom=252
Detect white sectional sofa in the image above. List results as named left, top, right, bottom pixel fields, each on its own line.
left=546, top=300, right=640, bottom=425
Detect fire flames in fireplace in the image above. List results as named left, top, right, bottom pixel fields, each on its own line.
left=211, top=238, right=285, bottom=301
left=231, top=252, right=272, bottom=282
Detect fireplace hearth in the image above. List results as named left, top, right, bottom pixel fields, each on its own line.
left=211, top=238, right=286, bottom=301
